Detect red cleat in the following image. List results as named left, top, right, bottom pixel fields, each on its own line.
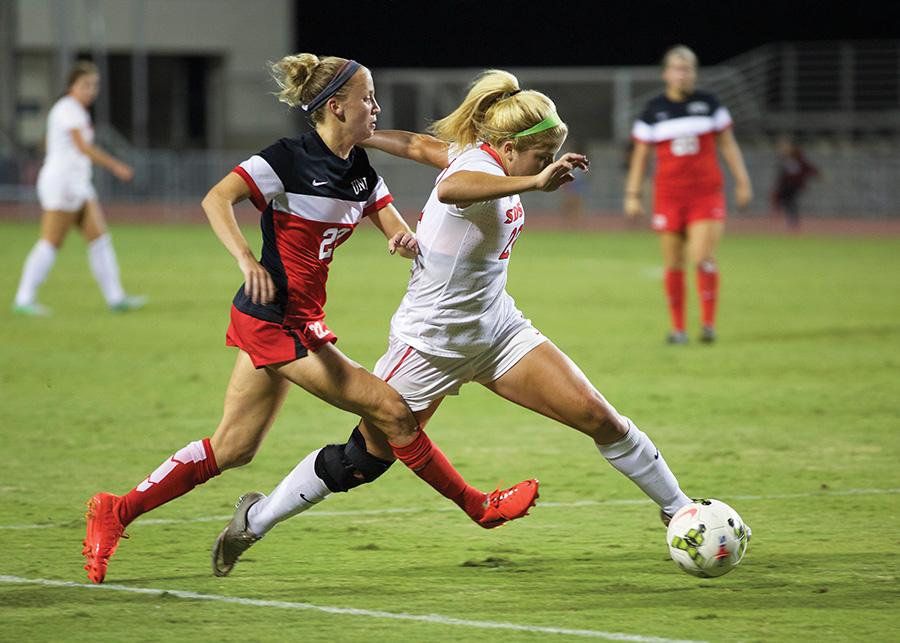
left=83, top=493, right=127, bottom=584
left=475, top=479, right=539, bottom=529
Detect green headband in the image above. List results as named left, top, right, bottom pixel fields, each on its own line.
left=512, top=113, right=563, bottom=138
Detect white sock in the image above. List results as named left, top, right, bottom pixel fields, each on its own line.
left=247, top=449, right=331, bottom=536
left=15, top=239, right=57, bottom=306
left=597, top=418, right=691, bottom=516
left=88, top=234, right=125, bottom=306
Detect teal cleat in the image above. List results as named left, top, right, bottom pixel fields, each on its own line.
left=109, top=294, right=148, bottom=313
left=12, top=302, right=51, bottom=317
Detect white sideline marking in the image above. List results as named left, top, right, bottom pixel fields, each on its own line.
left=3, top=487, right=898, bottom=531
left=0, top=575, right=704, bottom=643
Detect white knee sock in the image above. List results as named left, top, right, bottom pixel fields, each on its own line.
left=247, top=449, right=331, bottom=536
left=597, top=418, right=691, bottom=516
left=15, top=239, right=57, bottom=306
left=88, top=234, right=125, bottom=306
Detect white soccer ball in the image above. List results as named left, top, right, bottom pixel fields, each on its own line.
left=666, top=498, right=751, bottom=578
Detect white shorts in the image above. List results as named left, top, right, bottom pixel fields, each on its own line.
left=36, top=167, right=96, bottom=212
left=373, top=318, right=547, bottom=411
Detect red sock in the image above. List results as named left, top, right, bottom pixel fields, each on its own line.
left=664, top=269, right=686, bottom=332
left=117, top=438, right=220, bottom=526
left=697, top=262, right=719, bottom=327
left=390, top=430, right=485, bottom=517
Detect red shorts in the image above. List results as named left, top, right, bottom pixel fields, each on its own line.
left=225, top=305, right=337, bottom=368
left=652, top=190, right=726, bottom=233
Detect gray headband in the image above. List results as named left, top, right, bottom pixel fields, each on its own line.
left=301, top=60, right=361, bottom=113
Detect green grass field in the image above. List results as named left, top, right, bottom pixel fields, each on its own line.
left=1, top=219, right=898, bottom=642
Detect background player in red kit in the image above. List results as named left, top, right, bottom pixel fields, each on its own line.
left=82, top=53, right=538, bottom=584
left=771, top=133, right=820, bottom=231
left=624, top=45, right=753, bottom=344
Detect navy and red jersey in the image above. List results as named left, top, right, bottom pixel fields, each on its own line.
left=231, top=131, right=393, bottom=327
left=631, top=91, right=732, bottom=195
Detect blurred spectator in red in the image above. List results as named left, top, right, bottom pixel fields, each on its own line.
left=771, top=134, right=820, bottom=231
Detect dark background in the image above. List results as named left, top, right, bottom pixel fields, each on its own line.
left=295, top=0, right=900, bottom=67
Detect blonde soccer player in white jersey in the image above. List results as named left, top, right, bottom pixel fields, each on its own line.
left=211, top=70, right=693, bottom=576
left=13, top=61, right=145, bottom=316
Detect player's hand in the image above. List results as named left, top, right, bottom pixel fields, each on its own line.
left=624, top=195, right=644, bottom=218
left=388, top=231, right=418, bottom=258
left=112, top=161, right=134, bottom=182
left=735, top=182, right=753, bottom=210
left=534, top=153, right=589, bottom=192
left=238, top=255, right=275, bottom=305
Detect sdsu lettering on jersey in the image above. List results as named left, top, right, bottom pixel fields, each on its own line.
left=231, top=131, right=392, bottom=327
left=631, top=92, right=732, bottom=194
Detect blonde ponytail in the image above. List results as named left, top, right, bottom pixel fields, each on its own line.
left=428, top=69, right=520, bottom=148
left=268, top=53, right=358, bottom=123
left=430, top=69, right=567, bottom=150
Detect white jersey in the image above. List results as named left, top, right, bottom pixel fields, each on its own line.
left=391, top=144, right=527, bottom=357
left=42, top=95, right=93, bottom=181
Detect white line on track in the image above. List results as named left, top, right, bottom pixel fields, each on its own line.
left=0, top=574, right=705, bottom=643
left=3, top=487, right=898, bottom=531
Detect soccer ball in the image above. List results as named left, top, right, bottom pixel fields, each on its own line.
left=666, top=499, right=751, bottom=578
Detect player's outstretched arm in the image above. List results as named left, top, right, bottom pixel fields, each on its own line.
left=438, top=153, right=588, bottom=206
left=201, top=172, right=275, bottom=304
left=363, top=130, right=449, bottom=168
left=368, top=203, right=419, bottom=259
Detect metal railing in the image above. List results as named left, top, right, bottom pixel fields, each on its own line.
left=2, top=144, right=898, bottom=218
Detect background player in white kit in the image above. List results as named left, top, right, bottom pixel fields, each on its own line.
left=212, top=70, right=693, bottom=576
left=13, top=61, right=145, bottom=316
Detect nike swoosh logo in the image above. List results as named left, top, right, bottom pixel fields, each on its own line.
left=679, top=507, right=698, bottom=520
left=654, top=451, right=660, bottom=460
left=312, top=180, right=328, bottom=186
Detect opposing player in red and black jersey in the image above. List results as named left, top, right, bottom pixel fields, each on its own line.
left=624, top=45, right=752, bottom=344
left=81, top=53, right=538, bottom=584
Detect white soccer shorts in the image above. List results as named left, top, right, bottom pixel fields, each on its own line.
left=36, top=168, right=96, bottom=212
left=373, top=318, right=547, bottom=411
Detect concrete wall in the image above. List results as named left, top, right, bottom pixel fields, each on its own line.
left=14, top=0, right=295, bottom=149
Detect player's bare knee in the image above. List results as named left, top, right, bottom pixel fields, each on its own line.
left=578, top=396, right=627, bottom=442
left=370, top=395, right=416, bottom=441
